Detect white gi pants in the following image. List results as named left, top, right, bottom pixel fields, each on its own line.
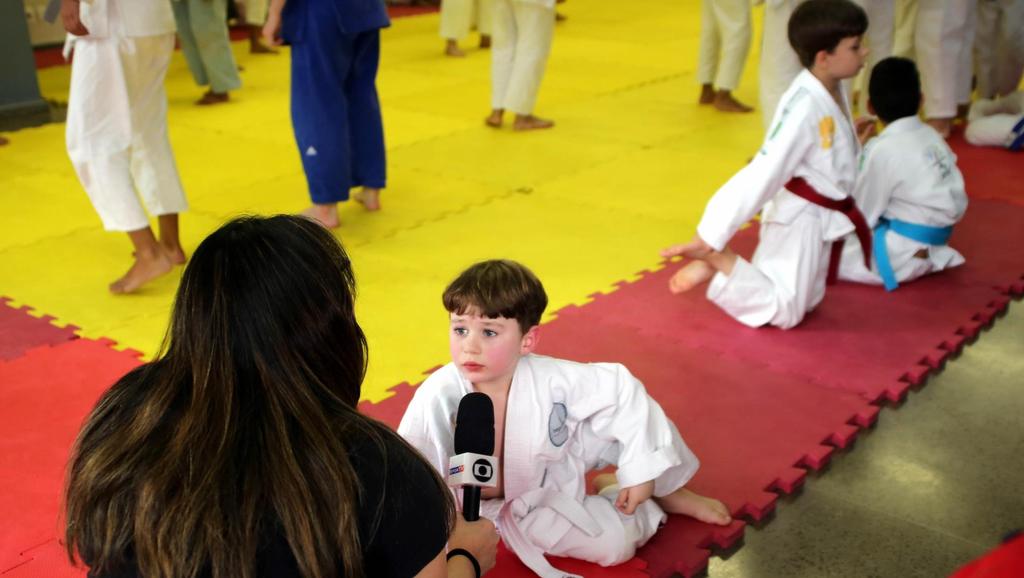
left=491, top=0, right=555, bottom=115
left=849, top=0, right=895, bottom=115
left=974, top=0, right=1024, bottom=99
left=892, top=0, right=918, bottom=58
left=758, top=0, right=805, bottom=129
left=441, top=0, right=493, bottom=40
left=66, top=33, right=188, bottom=232
left=838, top=231, right=964, bottom=286
left=916, top=0, right=976, bottom=119
left=697, top=0, right=752, bottom=92
left=706, top=212, right=831, bottom=330
left=965, top=95, right=1024, bottom=147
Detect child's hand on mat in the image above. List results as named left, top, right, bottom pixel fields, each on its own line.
left=616, top=480, right=655, bottom=515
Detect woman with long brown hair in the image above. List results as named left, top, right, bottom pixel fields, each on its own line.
left=64, top=215, right=497, bottom=578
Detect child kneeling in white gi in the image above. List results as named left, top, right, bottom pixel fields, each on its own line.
left=398, top=260, right=730, bottom=578
left=661, top=0, right=876, bottom=329
left=838, top=57, right=968, bottom=290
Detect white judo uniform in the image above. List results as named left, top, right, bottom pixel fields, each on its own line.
left=441, top=0, right=494, bottom=41
left=838, top=116, right=968, bottom=287
left=697, top=70, right=863, bottom=329
left=491, top=0, right=555, bottom=115
left=974, top=0, right=1024, bottom=99
left=964, top=91, right=1024, bottom=149
left=758, top=0, right=806, bottom=129
left=65, top=0, right=188, bottom=232
left=398, top=355, right=700, bottom=578
left=697, top=0, right=752, bottom=92
left=914, top=0, right=977, bottom=119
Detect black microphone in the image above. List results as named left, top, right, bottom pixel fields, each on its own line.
left=452, top=392, right=496, bottom=521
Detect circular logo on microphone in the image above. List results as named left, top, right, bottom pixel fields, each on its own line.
left=472, top=459, right=494, bottom=483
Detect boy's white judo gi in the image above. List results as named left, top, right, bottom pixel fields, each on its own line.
left=964, top=91, right=1024, bottom=150
left=491, top=0, right=555, bottom=115
left=697, top=69, right=868, bottom=329
left=65, top=0, right=188, bottom=232
left=398, top=355, right=700, bottom=578
left=838, top=116, right=968, bottom=289
left=441, top=0, right=493, bottom=41
left=697, top=0, right=752, bottom=92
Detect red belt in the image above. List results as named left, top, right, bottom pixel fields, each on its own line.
left=784, top=177, right=872, bottom=285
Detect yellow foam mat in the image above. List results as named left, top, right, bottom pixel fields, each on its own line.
left=0, top=0, right=766, bottom=400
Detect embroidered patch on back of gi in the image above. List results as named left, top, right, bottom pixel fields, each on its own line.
left=306, top=146, right=318, bottom=157
left=819, top=116, right=834, bottom=149
left=548, top=402, right=569, bottom=447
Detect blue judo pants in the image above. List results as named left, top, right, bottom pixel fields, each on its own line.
left=290, top=14, right=386, bottom=204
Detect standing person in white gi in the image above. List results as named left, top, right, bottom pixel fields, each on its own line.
left=61, top=0, right=189, bottom=294
left=441, top=0, right=493, bottom=57
left=838, top=57, right=968, bottom=290
left=914, top=0, right=977, bottom=137
left=697, top=0, right=754, bottom=112
left=662, top=0, right=876, bottom=330
left=399, top=260, right=731, bottom=578
left=485, top=0, right=556, bottom=130
left=757, top=0, right=806, bottom=129
left=974, top=0, right=1024, bottom=100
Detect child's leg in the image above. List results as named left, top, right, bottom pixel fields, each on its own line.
left=505, top=2, right=555, bottom=130
left=696, top=0, right=720, bottom=103
left=654, top=487, right=731, bottom=526
left=110, top=228, right=175, bottom=294
left=346, top=30, right=387, bottom=210
left=488, top=0, right=516, bottom=126
left=476, top=0, right=493, bottom=48
left=441, top=0, right=471, bottom=56
left=710, top=0, right=753, bottom=113
left=125, top=34, right=189, bottom=264
left=706, top=215, right=830, bottom=329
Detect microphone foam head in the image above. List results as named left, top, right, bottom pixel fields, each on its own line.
left=454, top=392, right=495, bottom=455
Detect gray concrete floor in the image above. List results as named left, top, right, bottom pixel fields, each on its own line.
left=705, top=301, right=1024, bottom=578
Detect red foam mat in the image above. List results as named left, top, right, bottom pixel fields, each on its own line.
left=948, top=131, right=1024, bottom=207
left=0, top=338, right=141, bottom=576
left=552, top=199, right=1024, bottom=404
left=0, top=297, right=79, bottom=362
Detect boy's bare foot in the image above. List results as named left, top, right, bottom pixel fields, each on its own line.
left=445, top=39, right=466, bottom=57
left=555, top=11, right=567, bottom=21
left=109, top=250, right=174, bottom=294
left=655, top=487, right=732, bottom=526
left=485, top=109, right=504, bottom=128
left=250, top=41, right=278, bottom=54
left=713, top=91, right=753, bottom=113
left=161, top=244, right=188, bottom=265
left=513, top=114, right=554, bottom=131
left=479, top=34, right=491, bottom=48
left=668, top=260, right=715, bottom=293
left=0, top=136, right=8, bottom=146
left=197, top=90, right=229, bottom=105
left=354, top=188, right=381, bottom=211
left=699, top=83, right=715, bottom=105
left=926, top=117, right=952, bottom=138
left=300, top=204, right=340, bottom=228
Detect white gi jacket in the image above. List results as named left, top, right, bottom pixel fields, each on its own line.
left=398, top=354, right=700, bottom=578
left=839, top=116, right=968, bottom=285
left=696, top=69, right=860, bottom=329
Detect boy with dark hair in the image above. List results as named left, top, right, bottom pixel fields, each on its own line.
left=399, top=259, right=730, bottom=578
left=837, top=57, right=968, bottom=290
left=661, top=0, right=875, bottom=329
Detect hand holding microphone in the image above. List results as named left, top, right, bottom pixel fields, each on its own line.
left=449, top=392, right=498, bottom=522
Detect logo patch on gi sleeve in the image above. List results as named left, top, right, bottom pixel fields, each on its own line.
left=548, top=402, right=569, bottom=447
left=819, top=116, right=834, bottom=150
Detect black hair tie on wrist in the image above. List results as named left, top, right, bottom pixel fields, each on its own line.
left=447, top=548, right=481, bottom=578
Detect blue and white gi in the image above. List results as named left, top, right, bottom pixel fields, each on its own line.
left=281, top=0, right=389, bottom=204
left=839, top=116, right=968, bottom=289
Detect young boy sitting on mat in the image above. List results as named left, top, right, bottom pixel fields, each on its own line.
left=398, top=259, right=730, bottom=578
left=836, top=57, right=968, bottom=291
left=661, top=0, right=876, bottom=329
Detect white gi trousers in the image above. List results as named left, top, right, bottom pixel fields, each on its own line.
left=974, top=0, right=1024, bottom=99
left=758, top=0, right=805, bottom=129
left=707, top=210, right=832, bottom=330
left=491, top=0, right=555, bottom=115
left=916, top=0, right=976, bottom=119
left=241, top=0, right=269, bottom=25
left=965, top=93, right=1024, bottom=147
left=697, top=0, right=752, bottom=92
left=440, top=0, right=493, bottom=40
left=849, top=0, right=895, bottom=115
left=66, top=32, right=188, bottom=232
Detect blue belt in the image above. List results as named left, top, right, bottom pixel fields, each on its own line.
left=1008, top=116, right=1024, bottom=152
left=873, top=217, right=954, bottom=291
